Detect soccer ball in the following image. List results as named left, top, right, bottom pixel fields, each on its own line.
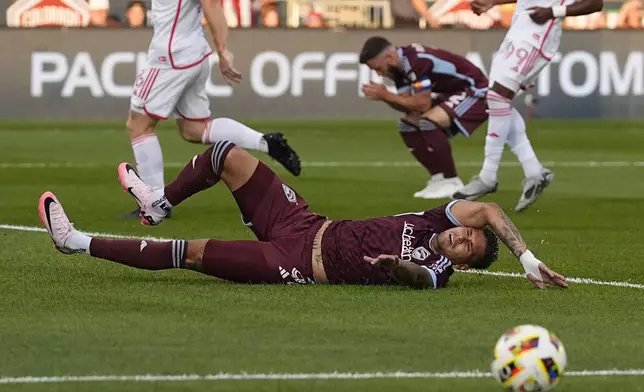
left=491, top=325, right=567, bottom=392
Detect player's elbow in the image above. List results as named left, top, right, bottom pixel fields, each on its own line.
left=481, top=202, right=503, bottom=221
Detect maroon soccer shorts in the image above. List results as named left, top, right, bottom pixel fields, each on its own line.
left=436, top=88, right=488, bottom=138
left=201, top=161, right=326, bottom=284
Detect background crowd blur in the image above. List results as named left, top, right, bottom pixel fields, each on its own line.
left=2, top=0, right=643, bottom=30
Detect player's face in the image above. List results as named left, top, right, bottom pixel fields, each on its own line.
left=367, top=52, right=403, bottom=79
left=436, top=227, right=486, bottom=264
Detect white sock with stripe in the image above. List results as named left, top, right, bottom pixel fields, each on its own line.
left=132, top=133, right=165, bottom=190
left=202, top=118, right=268, bottom=153
left=479, top=91, right=513, bottom=185
left=506, top=108, right=543, bottom=178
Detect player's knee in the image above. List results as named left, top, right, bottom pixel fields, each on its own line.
left=222, top=146, right=250, bottom=170
left=177, top=120, right=205, bottom=143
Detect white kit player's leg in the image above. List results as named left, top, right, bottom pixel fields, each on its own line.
left=457, top=36, right=553, bottom=210
left=506, top=107, right=543, bottom=179
left=176, top=61, right=302, bottom=176
left=125, top=65, right=202, bottom=219
left=202, top=118, right=269, bottom=153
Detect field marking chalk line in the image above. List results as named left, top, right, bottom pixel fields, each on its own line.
left=1, top=224, right=643, bottom=290
left=1, top=369, right=644, bottom=384
left=1, top=161, right=644, bottom=169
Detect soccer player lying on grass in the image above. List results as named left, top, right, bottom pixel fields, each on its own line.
left=38, top=142, right=568, bottom=289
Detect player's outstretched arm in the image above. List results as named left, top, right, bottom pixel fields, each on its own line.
left=364, top=255, right=434, bottom=289
left=449, top=201, right=568, bottom=289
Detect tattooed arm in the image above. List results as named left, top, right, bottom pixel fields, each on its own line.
left=449, top=201, right=567, bottom=288
left=364, top=255, right=435, bottom=289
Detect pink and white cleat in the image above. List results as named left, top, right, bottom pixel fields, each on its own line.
left=117, top=162, right=171, bottom=226
left=38, top=192, right=88, bottom=254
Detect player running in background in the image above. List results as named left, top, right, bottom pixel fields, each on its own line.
left=39, top=144, right=567, bottom=290
left=124, top=0, right=301, bottom=219
left=359, top=37, right=489, bottom=200
left=454, top=0, right=603, bottom=211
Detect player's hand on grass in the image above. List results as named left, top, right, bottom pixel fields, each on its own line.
left=470, top=0, right=495, bottom=15
left=218, top=50, right=242, bottom=85
left=527, top=6, right=554, bottom=24
left=364, top=254, right=402, bottom=269
left=526, top=262, right=568, bottom=289
left=361, top=83, right=388, bottom=101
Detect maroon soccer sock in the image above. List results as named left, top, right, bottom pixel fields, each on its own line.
left=164, top=141, right=236, bottom=206
left=89, top=238, right=186, bottom=270
left=419, top=119, right=458, bottom=178
left=399, top=119, right=458, bottom=178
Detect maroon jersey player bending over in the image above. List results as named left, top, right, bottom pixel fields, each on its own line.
left=39, top=142, right=567, bottom=290
left=360, top=37, right=489, bottom=201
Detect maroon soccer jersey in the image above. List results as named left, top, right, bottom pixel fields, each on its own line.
left=321, top=201, right=463, bottom=288
left=394, top=44, right=488, bottom=96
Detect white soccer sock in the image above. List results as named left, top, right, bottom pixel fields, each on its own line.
left=506, top=108, right=543, bottom=178
left=69, top=232, right=92, bottom=255
left=479, top=91, right=513, bottom=185
left=202, top=118, right=269, bottom=153
left=132, top=133, right=165, bottom=190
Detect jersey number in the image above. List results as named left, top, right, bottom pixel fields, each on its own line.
left=444, top=91, right=468, bottom=109
left=504, top=41, right=533, bottom=74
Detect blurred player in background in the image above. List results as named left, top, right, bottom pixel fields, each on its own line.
left=125, top=0, right=301, bottom=219
left=39, top=144, right=567, bottom=290
left=359, top=37, right=488, bottom=200
left=454, top=0, right=603, bottom=211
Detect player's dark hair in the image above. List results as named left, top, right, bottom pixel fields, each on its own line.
left=359, top=36, right=393, bottom=64
left=471, top=227, right=499, bottom=270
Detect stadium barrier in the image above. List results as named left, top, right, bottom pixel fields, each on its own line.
left=1, top=29, right=643, bottom=120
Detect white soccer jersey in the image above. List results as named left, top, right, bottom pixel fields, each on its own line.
left=146, top=0, right=212, bottom=69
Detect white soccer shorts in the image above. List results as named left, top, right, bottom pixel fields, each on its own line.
left=488, top=36, right=550, bottom=94
left=130, top=60, right=211, bottom=121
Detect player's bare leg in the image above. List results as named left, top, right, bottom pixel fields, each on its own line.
left=455, top=82, right=552, bottom=211
left=178, top=117, right=301, bottom=176
left=401, top=107, right=463, bottom=199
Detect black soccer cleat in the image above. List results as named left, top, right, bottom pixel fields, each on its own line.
left=263, top=133, right=302, bottom=176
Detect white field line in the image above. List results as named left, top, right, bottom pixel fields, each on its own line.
left=1, top=369, right=644, bottom=384
left=1, top=224, right=643, bottom=290
left=1, top=161, right=644, bottom=169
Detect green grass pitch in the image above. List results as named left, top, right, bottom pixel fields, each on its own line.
left=1, top=120, right=643, bottom=392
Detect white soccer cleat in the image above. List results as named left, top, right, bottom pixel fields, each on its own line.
left=452, top=176, right=498, bottom=201
left=515, top=168, right=554, bottom=212
left=38, top=192, right=86, bottom=254
left=118, top=162, right=171, bottom=226
left=414, top=175, right=465, bottom=199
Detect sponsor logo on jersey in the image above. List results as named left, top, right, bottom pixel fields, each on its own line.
left=411, top=246, right=430, bottom=261
left=282, top=184, right=297, bottom=203
left=400, top=221, right=415, bottom=262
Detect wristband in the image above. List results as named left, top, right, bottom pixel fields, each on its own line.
left=519, top=250, right=543, bottom=281
left=552, top=5, right=567, bottom=18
